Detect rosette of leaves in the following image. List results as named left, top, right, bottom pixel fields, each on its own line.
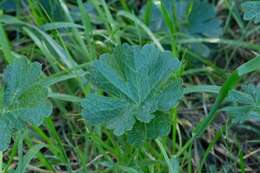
left=81, top=44, right=183, bottom=145
left=0, top=58, right=52, bottom=151
left=224, top=84, right=260, bottom=124
left=241, top=1, right=260, bottom=24
left=143, top=0, right=223, bottom=57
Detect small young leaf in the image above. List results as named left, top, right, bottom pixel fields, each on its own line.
left=241, top=1, right=260, bottom=24
left=224, top=84, right=260, bottom=123
left=0, top=58, right=52, bottom=151
left=81, top=44, right=183, bottom=139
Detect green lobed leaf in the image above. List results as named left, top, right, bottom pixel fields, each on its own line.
left=0, top=58, right=53, bottom=151
left=0, top=0, right=17, bottom=12
left=241, top=1, right=260, bottom=24
left=81, top=44, right=183, bottom=139
left=142, top=0, right=223, bottom=57
left=187, top=1, right=222, bottom=37
left=224, top=84, right=260, bottom=123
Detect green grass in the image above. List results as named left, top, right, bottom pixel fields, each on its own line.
left=0, top=0, right=260, bottom=172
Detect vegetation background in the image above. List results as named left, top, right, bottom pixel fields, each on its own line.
left=0, top=0, right=260, bottom=172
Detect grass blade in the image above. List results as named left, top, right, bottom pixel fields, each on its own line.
left=118, top=11, right=164, bottom=51
left=0, top=23, right=13, bottom=63
left=17, top=144, right=45, bottom=173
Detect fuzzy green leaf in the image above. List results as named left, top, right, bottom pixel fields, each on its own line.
left=81, top=44, right=182, bottom=137
left=241, top=1, right=260, bottom=24
left=0, top=58, right=52, bottom=151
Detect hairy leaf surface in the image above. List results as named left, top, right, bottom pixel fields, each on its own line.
left=0, top=58, right=52, bottom=151
left=81, top=44, right=183, bottom=139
